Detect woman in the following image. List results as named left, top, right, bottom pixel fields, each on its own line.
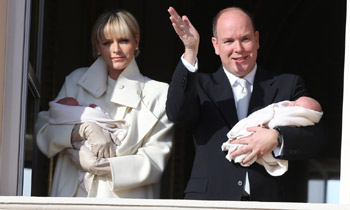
left=35, top=10, right=174, bottom=198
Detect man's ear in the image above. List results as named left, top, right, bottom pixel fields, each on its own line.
left=255, top=31, right=260, bottom=50
left=211, top=37, right=219, bottom=55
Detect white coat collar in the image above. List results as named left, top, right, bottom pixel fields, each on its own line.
left=77, top=57, right=144, bottom=108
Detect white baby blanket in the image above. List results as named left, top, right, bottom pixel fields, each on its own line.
left=48, top=100, right=129, bottom=193
left=221, top=100, right=323, bottom=176
left=48, top=100, right=128, bottom=143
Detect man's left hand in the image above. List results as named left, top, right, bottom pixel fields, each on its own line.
left=229, top=126, right=279, bottom=165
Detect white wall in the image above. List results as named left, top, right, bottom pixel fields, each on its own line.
left=0, top=0, right=8, bottom=174
left=339, top=0, right=350, bottom=204
left=0, top=196, right=350, bottom=210
left=0, top=0, right=26, bottom=196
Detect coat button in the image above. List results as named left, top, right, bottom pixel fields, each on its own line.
left=136, top=90, right=141, bottom=95
left=237, top=181, right=243, bottom=186
left=118, top=85, right=124, bottom=89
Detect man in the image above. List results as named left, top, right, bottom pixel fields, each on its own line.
left=166, top=6, right=327, bottom=201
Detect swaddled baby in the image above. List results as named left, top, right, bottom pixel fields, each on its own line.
left=49, top=97, right=129, bottom=192
left=222, top=96, right=323, bottom=176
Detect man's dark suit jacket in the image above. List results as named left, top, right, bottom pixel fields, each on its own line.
left=166, top=61, right=327, bottom=202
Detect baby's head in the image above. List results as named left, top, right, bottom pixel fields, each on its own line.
left=289, top=96, right=322, bottom=112
left=56, top=97, right=97, bottom=108
left=56, top=97, right=80, bottom=106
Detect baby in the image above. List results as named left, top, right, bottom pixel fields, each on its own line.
left=222, top=96, right=323, bottom=176
left=287, top=96, right=322, bottom=112
left=49, top=97, right=129, bottom=193
left=56, top=97, right=97, bottom=108
left=50, top=97, right=128, bottom=146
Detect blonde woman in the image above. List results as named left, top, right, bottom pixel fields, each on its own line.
left=35, top=10, right=174, bottom=198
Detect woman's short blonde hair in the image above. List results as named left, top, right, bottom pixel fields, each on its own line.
left=91, top=10, right=140, bottom=58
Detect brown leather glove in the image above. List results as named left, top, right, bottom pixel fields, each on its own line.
left=66, top=145, right=111, bottom=176
left=71, top=122, right=116, bottom=158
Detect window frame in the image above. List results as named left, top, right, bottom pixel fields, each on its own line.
left=0, top=0, right=28, bottom=196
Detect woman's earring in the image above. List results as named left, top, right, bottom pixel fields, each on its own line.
left=98, top=52, right=101, bottom=56
left=135, top=47, right=140, bottom=56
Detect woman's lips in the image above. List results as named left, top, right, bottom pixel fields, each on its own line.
left=111, top=56, right=124, bottom=61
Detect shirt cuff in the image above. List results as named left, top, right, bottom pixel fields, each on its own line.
left=273, top=145, right=282, bottom=157
left=181, top=54, right=198, bottom=72
left=273, top=135, right=284, bottom=157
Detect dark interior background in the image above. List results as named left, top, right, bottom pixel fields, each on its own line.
left=29, top=0, right=346, bottom=200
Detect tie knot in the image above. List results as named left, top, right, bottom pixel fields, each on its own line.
left=237, top=78, right=248, bottom=88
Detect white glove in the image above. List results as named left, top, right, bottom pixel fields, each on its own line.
left=66, top=145, right=111, bottom=176
left=71, top=122, right=116, bottom=158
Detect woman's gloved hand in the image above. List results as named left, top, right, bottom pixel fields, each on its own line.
left=71, top=122, right=116, bottom=158
left=66, top=145, right=111, bottom=176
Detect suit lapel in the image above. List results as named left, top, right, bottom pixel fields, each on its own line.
left=249, top=66, right=277, bottom=113
left=208, top=67, right=238, bottom=128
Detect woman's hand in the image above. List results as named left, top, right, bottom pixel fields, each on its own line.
left=168, top=7, right=200, bottom=65
left=66, top=145, right=111, bottom=176
left=71, top=122, right=116, bottom=158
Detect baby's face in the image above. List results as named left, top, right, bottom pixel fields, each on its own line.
left=288, top=97, right=322, bottom=112
left=288, top=100, right=309, bottom=109
left=288, top=101, right=297, bottom=107
left=57, top=97, right=81, bottom=106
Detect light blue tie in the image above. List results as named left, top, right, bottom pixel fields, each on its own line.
left=236, top=78, right=250, bottom=120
